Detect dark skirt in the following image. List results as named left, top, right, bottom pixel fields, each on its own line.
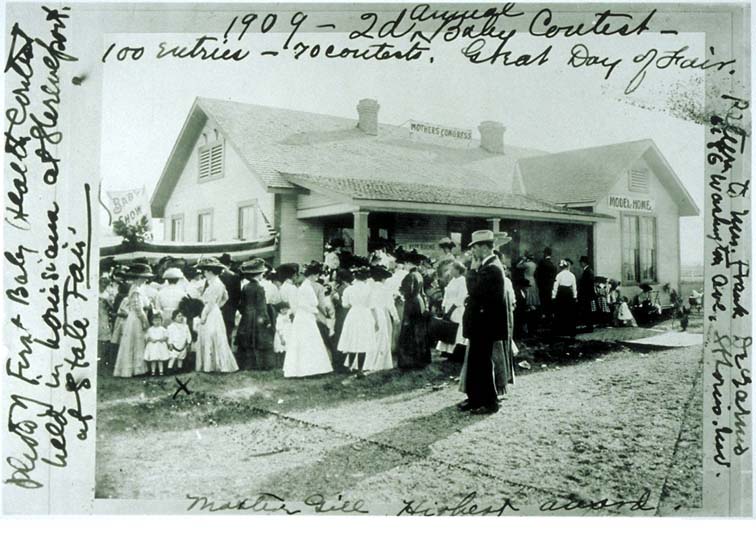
left=553, top=286, right=577, bottom=337
left=396, top=309, right=430, bottom=369
left=236, top=311, right=275, bottom=370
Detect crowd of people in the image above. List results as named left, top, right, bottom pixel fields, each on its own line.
left=98, top=230, right=645, bottom=414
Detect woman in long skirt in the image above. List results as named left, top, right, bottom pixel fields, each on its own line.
left=396, top=255, right=431, bottom=369
left=337, top=267, right=377, bottom=373
left=552, top=259, right=578, bottom=337
left=236, top=259, right=275, bottom=370
left=364, top=266, right=398, bottom=372
left=283, top=267, right=333, bottom=378
left=195, top=258, right=239, bottom=373
left=435, top=261, right=468, bottom=361
left=113, top=263, right=153, bottom=378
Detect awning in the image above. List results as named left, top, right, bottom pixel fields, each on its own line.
left=100, top=235, right=277, bottom=261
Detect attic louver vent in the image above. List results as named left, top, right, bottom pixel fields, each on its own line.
left=629, top=168, right=649, bottom=193
left=198, top=141, right=224, bottom=181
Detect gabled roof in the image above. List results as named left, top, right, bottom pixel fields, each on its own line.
left=517, top=139, right=699, bottom=216
left=283, top=173, right=613, bottom=222
left=150, top=97, right=545, bottom=216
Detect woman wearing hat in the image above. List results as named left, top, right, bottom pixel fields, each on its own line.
left=195, top=258, right=239, bottom=373
left=283, top=262, right=333, bottom=378
left=396, top=251, right=431, bottom=370
left=236, top=259, right=274, bottom=371
left=364, top=266, right=398, bottom=372
left=113, top=263, right=153, bottom=377
left=552, top=259, right=578, bottom=337
left=156, top=267, right=188, bottom=326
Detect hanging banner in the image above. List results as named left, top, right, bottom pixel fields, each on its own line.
left=409, top=120, right=472, bottom=141
left=106, top=186, right=152, bottom=226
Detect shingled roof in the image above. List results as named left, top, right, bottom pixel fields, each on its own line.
left=283, top=173, right=611, bottom=221
left=517, top=139, right=699, bottom=215
left=151, top=97, right=545, bottom=216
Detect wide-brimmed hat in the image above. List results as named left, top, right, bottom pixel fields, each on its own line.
left=124, top=262, right=154, bottom=279
left=494, top=231, right=512, bottom=248
left=276, top=263, right=300, bottom=281
left=162, top=267, right=183, bottom=280
left=240, top=258, right=267, bottom=275
left=438, top=237, right=456, bottom=249
left=303, top=261, right=323, bottom=277
left=195, top=257, right=225, bottom=273
left=468, top=229, right=496, bottom=248
left=370, top=265, right=392, bottom=281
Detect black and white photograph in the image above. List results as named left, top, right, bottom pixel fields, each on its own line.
left=2, top=0, right=752, bottom=519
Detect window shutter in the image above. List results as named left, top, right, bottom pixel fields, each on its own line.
left=198, top=147, right=211, bottom=180
left=210, top=143, right=224, bottom=176
left=629, top=168, right=649, bottom=192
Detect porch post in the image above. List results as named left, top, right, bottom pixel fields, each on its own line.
left=487, top=218, right=501, bottom=232
left=353, top=210, right=370, bottom=256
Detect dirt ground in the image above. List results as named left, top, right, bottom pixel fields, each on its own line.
left=95, top=320, right=703, bottom=516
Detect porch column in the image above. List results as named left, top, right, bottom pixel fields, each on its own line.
left=487, top=218, right=501, bottom=232
left=353, top=210, right=370, bottom=257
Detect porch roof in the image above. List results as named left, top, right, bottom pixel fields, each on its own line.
left=283, top=173, right=613, bottom=223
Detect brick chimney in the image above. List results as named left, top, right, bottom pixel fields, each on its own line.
left=478, top=121, right=506, bottom=153
left=357, top=99, right=380, bottom=136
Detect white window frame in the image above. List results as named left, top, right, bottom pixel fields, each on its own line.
left=169, top=214, right=184, bottom=242
left=620, top=214, right=658, bottom=285
left=237, top=200, right=259, bottom=241
left=197, top=209, right=214, bottom=242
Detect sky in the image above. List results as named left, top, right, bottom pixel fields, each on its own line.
left=101, top=28, right=707, bottom=264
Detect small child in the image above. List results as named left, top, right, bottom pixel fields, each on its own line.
left=144, top=314, right=169, bottom=376
left=167, top=310, right=192, bottom=371
left=274, top=303, right=292, bottom=363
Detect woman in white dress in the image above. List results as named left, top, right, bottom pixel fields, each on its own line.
left=364, top=266, right=398, bottom=372
left=156, top=267, right=188, bottom=325
left=113, top=263, right=153, bottom=378
left=195, top=258, right=239, bottom=373
left=283, top=265, right=333, bottom=378
left=338, top=267, right=377, bottom=373
left=436, top=261, right=468, bottom=360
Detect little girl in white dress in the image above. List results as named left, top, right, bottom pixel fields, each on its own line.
left=144, top=314, right=170, bottom=376
left=167, top=310, right=192, bottom=370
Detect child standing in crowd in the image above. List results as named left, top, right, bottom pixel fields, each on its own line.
left=167, top=310, right=192, bottom=371
left=144, top=314, right=170, bottom=376
left=274, top=302, right=292, bottom=365
left=338, top=267, right=377, bottom=374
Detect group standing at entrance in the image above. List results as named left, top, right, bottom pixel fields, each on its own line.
left=100, top=229, right=616, bottom=416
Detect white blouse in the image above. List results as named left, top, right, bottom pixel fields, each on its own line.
left=552, top=270, right=578, bottom=299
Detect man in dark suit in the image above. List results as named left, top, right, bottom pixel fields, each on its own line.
left=459, top=230, right=508, bottom=415
left=578, top=255, right=597, bottom=332
left=218, top=253, right=241, bottom=346
left=535, top=247, right=557, bottom=324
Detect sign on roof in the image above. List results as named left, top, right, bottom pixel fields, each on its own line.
left=607, top=195, right=654, bottom=213
left=409, top=120, right=472, bottom=141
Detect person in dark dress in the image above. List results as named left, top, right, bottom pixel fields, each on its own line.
left=396, top=251, right=431, bottom=370
left=458, top=230, right=508, bottom=415
left=552, top=259, right=578, bottom=337
left=218, top=253, right=241, bottom=346
left=236, top=258, right=275, bottom=370
left=535, top=247, right=557, bottom=325
left=578, top=255, right=597, bottom=332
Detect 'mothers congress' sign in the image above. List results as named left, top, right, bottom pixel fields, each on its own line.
left=607, top=195, right=654, bottom=212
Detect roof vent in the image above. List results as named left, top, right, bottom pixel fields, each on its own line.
left=357, top=99, right=380, bottom=136
left=478, top=121, right=505, bottom=153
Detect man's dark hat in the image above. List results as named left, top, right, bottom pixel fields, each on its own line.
left=196, top=257, right=225, bottom=273
left=124, top=262, right=154, bottom=279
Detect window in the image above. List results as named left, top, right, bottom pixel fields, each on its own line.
left=622, top=215, right=656, bottom=283
left=629, top=168, right=649, bottom=193
left=198, top=141, right=224, bottom=181
left=237, top=203, right=258, bottom=240
left=197, top=210, right=213, bottom=242
left=169, top=215, right=184, bottom=242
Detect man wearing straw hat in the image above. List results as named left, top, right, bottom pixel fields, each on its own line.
left=458, top=229, right=512, bottom=414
